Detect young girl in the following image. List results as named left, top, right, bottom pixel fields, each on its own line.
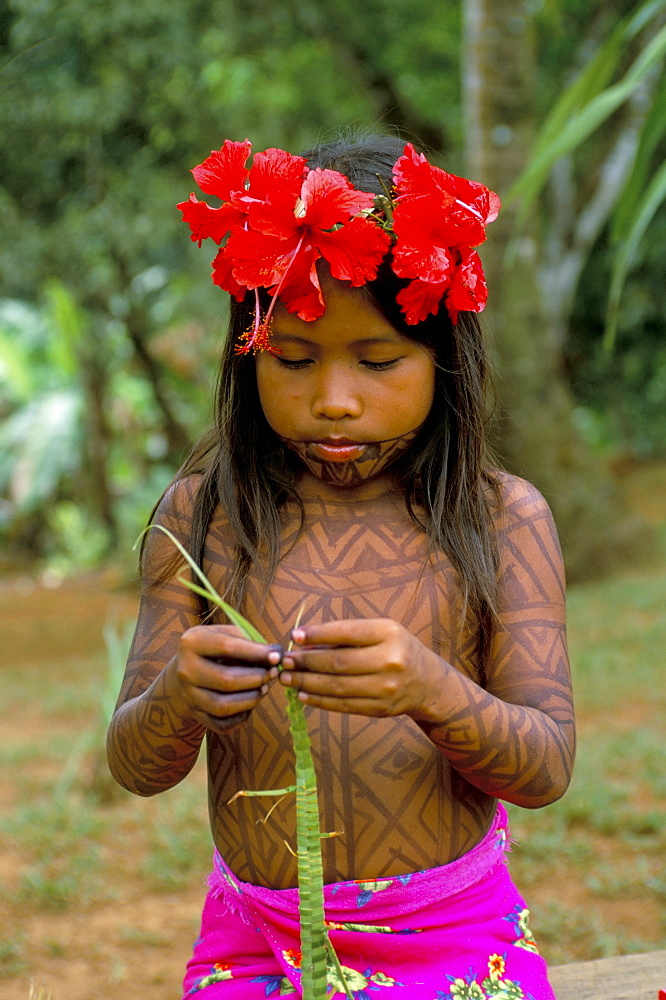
left=107, top=134, right=574, bottom=1000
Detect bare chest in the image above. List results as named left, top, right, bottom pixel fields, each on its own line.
left=202, top=494, right=488, bottom=885
left=207, top=494, right=479, bottom=674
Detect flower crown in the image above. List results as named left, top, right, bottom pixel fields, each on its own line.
left=178, top=139, right=500, bottom=353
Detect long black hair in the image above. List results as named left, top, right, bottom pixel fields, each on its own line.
left=158, top=134, right=502, bottom=654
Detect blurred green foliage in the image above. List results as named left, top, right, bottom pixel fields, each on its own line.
left=0, top=0, right=664, bottom=570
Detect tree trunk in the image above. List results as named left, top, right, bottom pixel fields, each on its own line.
left=80, top=344, right=118, bottom=550
left=462, top=0, right=647, bottom=580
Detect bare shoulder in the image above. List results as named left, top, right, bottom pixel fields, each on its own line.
left=490, top=470, right=554, bottom=525
left=490, top=471, right=566, bottom=601
left=153, top=474, right=203, bottom=528
left=141, top=474, right=203, bottom=585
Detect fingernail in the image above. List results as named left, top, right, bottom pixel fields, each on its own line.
left=282, top=656, right=294, bottom=669
left=291, top=628, right=306, bottom=643
left=267, top=649, right=282, bottom=665
left=260, top=684, right=269, bottom=695
left=268, top=667, right=279, bottom=680
left=280, top=672, right=292, bottom=685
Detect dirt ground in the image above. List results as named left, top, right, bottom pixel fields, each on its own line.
left=0, top=573, right=211, bottom=999
left=1, top=464, right=665, bottom=998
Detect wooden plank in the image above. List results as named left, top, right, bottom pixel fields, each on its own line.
left=549, top=950, right=666, bottom=1000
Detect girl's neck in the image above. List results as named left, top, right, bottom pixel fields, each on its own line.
left=295, top=469, right=400, bottom=504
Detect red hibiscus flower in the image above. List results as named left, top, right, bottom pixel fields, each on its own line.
left=228, top=166, right=390, bottom=321
left=391, top=143, right=500, bottom=324
left=224, top=164, right=390, bottom=350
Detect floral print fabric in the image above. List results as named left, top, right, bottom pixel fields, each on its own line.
left=182, top=804, right=556, bottom=999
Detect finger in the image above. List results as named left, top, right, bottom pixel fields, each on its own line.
left=182, top=627, right=282, bottom=666
left=282, top=644, right=380, bottom=676
left=279, top=669, right=380, bottom=700
left=288, top=691, right=391, bottom=717
left=193, top=657, right=272, bottom=693
left=290, top=619, right=394, bottom=649
left=194, top=682, right=268, bottom=719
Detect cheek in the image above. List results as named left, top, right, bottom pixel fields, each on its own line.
left=417, top=365, right=436, bottom=420
left=384, top=361, right=435, bottom=430
left=256, top=362, right=302, bottom=436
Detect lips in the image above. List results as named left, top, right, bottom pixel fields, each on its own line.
left=308, top=438, right=368, bottom=463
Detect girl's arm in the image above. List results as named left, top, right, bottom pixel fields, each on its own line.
left=418, top=476, right=574, bottom=807
left=280, top=477, right=575, bottom=809
left=106, top=477, right=278, bottom=796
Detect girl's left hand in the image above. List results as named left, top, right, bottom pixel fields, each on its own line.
left=279, top=618, right=450, bottom=721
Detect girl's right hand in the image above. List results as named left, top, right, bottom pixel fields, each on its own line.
left=165, top=625, right=281, bottom=734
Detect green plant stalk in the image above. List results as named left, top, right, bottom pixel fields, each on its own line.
left=137, top=525, right=352, bottom=999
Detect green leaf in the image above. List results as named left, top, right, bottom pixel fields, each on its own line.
left=507, top=11, right=666, bottom=213
left=611, top=70, right=666, bottom=240
left=137, top=524, right=268, bottom=643
left=43, top=279, right=84, bottom=379
left=0, top=330, right=34, bottom=402
left=528, top=22, right=626, bottom=159
left=0, top=390, right=83, bottom=509
left=604, top=157, right=666, bottom=350
left=177, top=576, right=268, bottom=644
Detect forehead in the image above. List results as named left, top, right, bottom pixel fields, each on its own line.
left=271, top=281, right=404, bottom=348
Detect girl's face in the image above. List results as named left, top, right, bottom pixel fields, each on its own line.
left=256, top=278, right=436, bottom=495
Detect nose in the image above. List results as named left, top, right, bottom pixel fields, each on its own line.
left=311, top=364, right=363, bottom=421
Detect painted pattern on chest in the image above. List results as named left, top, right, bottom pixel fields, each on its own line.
left=204, top=493, right=489, bottom=887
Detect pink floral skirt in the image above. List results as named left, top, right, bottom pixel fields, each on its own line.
left=182, top=804, right=556, bottom=999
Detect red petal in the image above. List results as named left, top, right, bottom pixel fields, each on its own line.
left=276, top=245, right=326, bottom=321
left=391, top=234, right=455, bottom=284
left=395, top=191, right=487, bottom=249
left=249, top=148, right=307, bottom=202
left=224, top=227, right=300, bottom=289
left=487, top=191, right=501, bottom=224
left=177, top=194, right=245, bottom=246
left=393, top=143, right=440, bottom=199
left=394, top=144, right=500, bottom=244
left=211, top=247, right=246, bottom=301
left=396, top=278, right=449, bottom=325
left=192, top=139, right=252, bottom=199
left=445, top=250, right=488, bottom=321
left=247, top=194, right=300, bottom=239
left=432, top=169, right=500, bottom=227
left=300, top=169, right=375, bottom=231
left=315, top=218, right=391, bottom=286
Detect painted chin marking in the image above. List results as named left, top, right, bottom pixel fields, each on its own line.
left=280, top=430, right=420, bottom=486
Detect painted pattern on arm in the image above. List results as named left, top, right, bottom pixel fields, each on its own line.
left=420, top=476, right=574, bottom=806
left=107, top=477, right=208, bottom=795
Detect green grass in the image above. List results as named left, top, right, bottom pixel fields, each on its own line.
left=0, top=657, right=105, bottom=716
left=2, top=797, right=108, bottom=912
left=140, top=783, right=212, bottom=891
left=566, top=565, right=666, bottom=711
left=0, top=935, right=26, bottom=978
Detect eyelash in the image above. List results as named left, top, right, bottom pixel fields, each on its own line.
left=275, top=358, right=401, bottom=371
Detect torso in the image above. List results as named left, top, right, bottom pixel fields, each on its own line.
left=202, top=488, right=496, bottom=888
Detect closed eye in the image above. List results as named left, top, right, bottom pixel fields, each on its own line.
left=276, top=357, right=313, bottom=369
left=361, top=358, right=403, bottom=370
